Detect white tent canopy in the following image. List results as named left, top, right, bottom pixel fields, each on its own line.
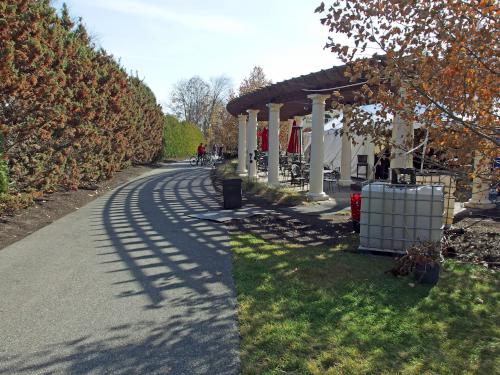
left=300, top=104, right=423, bottom=176
left=302, top=105, right=379, bottom=177
left=303, top=125, right=375, bottom=177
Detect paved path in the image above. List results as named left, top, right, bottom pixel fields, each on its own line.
left=0, top=164, right=239, bottom=374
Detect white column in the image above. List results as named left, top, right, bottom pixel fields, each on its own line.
left=390, top=113, right=414, bottom=170
left=339, top=113, right=353, bottom=187
left=366, top=135, right=375, bottom=180
left=246, top=109, right=259, bottom=178
left=267, top=103, right=283, bottom=186
left=465, top=154, right=495, bottom=209
left=306, top=94, right=330, bottom=201
left=237, top=114, right=248, bottom=175
left=245, top=112, right=253, bottom=172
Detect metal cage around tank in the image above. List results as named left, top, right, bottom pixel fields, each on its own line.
left=358, top=181, right=445, bottom=254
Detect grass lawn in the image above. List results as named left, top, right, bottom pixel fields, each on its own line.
left=231, top=233, right=499, bottom=375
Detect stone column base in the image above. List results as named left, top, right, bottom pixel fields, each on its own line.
left=306, top=192, right=330, bottom=202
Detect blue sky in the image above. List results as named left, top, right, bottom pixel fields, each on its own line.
left=55, top=1, right=344, bottom=105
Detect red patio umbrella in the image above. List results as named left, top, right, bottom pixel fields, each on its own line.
left=287, top=121, right=300, bottom=153
left=261, top=127, right=269, bottom=152
left=287, top=120, right=303, bottom=165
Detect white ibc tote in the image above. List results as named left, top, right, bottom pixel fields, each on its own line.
left=359, top=182, right=445, bottom=253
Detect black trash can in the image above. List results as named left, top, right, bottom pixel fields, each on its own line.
left=223, top=178, right=242, bottom=209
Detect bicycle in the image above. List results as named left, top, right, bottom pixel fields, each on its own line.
left=189, top=153, right=215, bottom=167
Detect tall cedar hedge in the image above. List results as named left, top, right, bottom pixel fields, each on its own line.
left=163, top=115, right=204, bottom=159
left=0, top=1, right=163, bottom=204
left=0, top=133, right=7, bottom=193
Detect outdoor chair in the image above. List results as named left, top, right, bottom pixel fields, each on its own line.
left=323, top=170, right=338, bottom=193
left=279, top=155, right=289, bottom=168
left=257, top=155, right=268, bottom=172
left=280, top=156, right=291, bottom=180
left=356, top=155, right=369, bottom=179
left=291, top=163, right=308, bottom=190
left=282, top=166, right=291, bottom=182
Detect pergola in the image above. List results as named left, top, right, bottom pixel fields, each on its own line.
left=227, top=65, right=491, bottom=208
left=226, top=63, right=491, bottom=207
left=226, top=65, right=361, bottom=121
left=226, top=63, right=414, bottom=201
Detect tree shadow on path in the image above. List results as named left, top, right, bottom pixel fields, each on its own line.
left=1, top=166, right=239, bottom=375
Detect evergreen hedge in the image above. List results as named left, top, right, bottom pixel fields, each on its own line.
left=0, top=1, right=163, bottom=210
left=163, top=115, right=204, bottom=159
left=0, top=133, right=7, bottom=194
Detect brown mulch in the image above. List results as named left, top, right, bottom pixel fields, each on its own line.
left=211, top=165, right=356, bottom=247
left=226, top=211, right=355, bottom=248
left=444, top=216, right=500, bottom=268
left=228, top=208, right=500, bottom=269
left=224, top=175, right=500, bottom=269
left=0, top=164, right=158, bottom=250
left=224, top=189, right=356, bottom=248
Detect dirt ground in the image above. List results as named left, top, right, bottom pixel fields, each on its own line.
left=211, top=167, right=356, bottom=247
left=226, top=209, right=355, bottom=248
left=228, top=187, right=500, bottom=269
left=224, top=186, right=356, bottom=249
left=0, top=164, right=157, bottom=250
left=444, top=215, right=500, bottom=268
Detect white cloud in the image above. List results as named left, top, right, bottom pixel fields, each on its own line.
left=90, top=0, right=251, bottom=34
left=257, top=45, right=340, bottom=84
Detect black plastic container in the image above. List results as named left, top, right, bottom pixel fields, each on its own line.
left=414, top=263, right=440, bottom=285
left=391, top=168, right=417, bottom=185
left=223, top=178, right=242, bottom=209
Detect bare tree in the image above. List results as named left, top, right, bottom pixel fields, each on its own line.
left=169, top=75, right=232, bottom=137
left=212, top=65, right=273, bottom=149
left=239, top=66, right=272, bottom=96
left=169, top=76, right=210, bottom=130
left=211, top=89, right=238, bottom=150
left=202, top=76, right=232, bottom=137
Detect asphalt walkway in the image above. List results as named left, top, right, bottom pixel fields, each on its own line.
left=0, top=164, right=239, bottom=374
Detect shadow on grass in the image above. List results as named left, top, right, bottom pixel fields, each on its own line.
left=232, top=233, right=499, bottom=375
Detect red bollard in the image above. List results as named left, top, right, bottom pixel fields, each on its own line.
left=350, top=192, right=361, bottom=232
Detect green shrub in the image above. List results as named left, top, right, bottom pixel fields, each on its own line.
left=163, top=115, right=204, bottom=159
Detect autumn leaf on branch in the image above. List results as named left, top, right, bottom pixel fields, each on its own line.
left=316, top=0, right=499, bottom=178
